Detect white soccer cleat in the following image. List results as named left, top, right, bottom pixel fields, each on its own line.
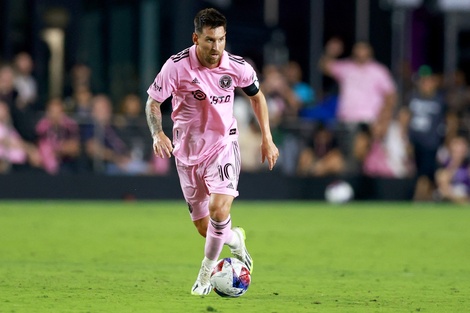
left=230, top=227, right=253, bottom=273
left=191, top=261, right=213, bottom=296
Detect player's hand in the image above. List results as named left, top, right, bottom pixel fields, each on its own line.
left=261, top=138, right=279, bottom=171
left=152, top=131, right=173, bottom=158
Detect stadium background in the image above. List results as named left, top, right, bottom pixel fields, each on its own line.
left=0, top=0, right=469, bottom=200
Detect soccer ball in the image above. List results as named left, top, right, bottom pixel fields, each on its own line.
left=210, top=258, right=251, bottom=297
left=325, top=180, right=354, bottom=204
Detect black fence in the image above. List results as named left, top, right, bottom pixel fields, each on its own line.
left=0, top=171, right=415, bottom=201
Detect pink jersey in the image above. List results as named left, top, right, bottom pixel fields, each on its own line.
left=147, top=45, right=259, bottom=165
left=330, top=59, right=396, bottom=123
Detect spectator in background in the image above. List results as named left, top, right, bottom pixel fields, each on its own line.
left=362, top=108, right=413, bottom=178
left=0, top=100, right=27, bottom=172
left=261, top=64, right=300, bottom=127
left=115, top=93, right=149, bottom=150
left=0, top=64, right=37, bottom=143
left=435, top=134, right=470, bottom=204
left=319, top=38, right=397, bottom=174
left=64, top=63, right=94, bottom=97
left=0, top=64, right=19, bottom=105
left=115, top=93, right=161, bottom=174
left=445, top=69, right=470, bottom=140
left=13, top=52, right=37, bottom=109
left=283, top=60, right=315, bottom=109
left=296, top=122, right=344, bottom=176
left=35, top=98, right=80, bottom=174
left=403, top=65, right=448, bottom=201
left=82, top=94, right=147, bottom=175
left=65, top=85, right=93, bottom=122
left=63, top=63, right=95, bottom=124
left=0, top=101, right=41, bottom=173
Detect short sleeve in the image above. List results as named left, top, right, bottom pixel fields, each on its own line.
left=147, top=59, right=178, bottom=103
left=239, top=61, right=260, bottom=97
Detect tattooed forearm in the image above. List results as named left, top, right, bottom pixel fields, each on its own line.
left=145, top=96, right=163, bottom=137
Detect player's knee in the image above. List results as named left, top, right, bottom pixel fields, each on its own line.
left=208, top=198, right=231, bottom=221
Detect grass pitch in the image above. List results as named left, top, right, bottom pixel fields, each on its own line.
left=0, top=200, right=469, bottom=313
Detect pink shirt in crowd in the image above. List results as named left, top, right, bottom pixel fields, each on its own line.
left=330, top=60, right=396, bottom=123
left=147, top=45, right=258, bottom=165
left=0, top=124, right=27, bottom=164
left=35, top=115, right=79, bottom=174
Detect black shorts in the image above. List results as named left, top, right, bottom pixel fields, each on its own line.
left=412, top=143, right=438, bottom=181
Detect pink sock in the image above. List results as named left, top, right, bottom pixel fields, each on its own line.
left=204, top=216, right=233, bottom=261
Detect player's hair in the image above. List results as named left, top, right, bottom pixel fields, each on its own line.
left=194, top=8, right=227, bottom=34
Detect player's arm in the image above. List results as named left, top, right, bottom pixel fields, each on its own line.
left=145, top=96, right=173, bottom=158
left=248, top=90, right=279, bottom=170
left=318, top=37, right=343, bottom=77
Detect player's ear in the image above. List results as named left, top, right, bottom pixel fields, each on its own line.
left=192, top=32, right=198, bottom=45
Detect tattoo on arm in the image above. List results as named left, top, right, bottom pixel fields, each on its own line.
left=145, top=97, right=163, bottom=137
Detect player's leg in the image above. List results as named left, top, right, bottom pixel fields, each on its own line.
left=206, top=193, right=253, bottom=272
left=204, top=193, right=234, bottom=262
left=175, top=159, right=214, bottom=295
left=203, top=140, right=253, bottom=272
left=188, top=182, right=235, bottom=295
left=193, top=217, right=208, bottom=238
left=176, top=158, right=211, bottom=235
left=190, top=140, right=252, bottom=296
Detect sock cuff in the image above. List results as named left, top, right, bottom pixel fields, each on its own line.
left=203, top=256, right=218, bottom=265
left=209, top=215, right=231, bottom=230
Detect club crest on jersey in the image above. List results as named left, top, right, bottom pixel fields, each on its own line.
left=219, top=75, right=232, bottom=89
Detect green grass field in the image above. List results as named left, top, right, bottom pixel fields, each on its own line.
left=0, top=201, right=469, bottom=313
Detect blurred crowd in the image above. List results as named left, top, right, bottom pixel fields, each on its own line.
left=0, top=54, right=169, bottom=177
left=238, top=37, right=470, bottom=204
left=1, top=39, right=470, bottom=203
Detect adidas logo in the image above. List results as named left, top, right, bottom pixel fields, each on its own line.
left=226, top=183, right=234, bottom=189
left=191, top=78, right=200, bottom=84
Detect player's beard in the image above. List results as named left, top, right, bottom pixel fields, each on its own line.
left=206, top=50, right=221, bottom=65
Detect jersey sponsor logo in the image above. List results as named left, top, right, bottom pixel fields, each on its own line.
left=229, top=128, right=236, bottom=135
left=219, top=75, right=232, bottom=89
left=192, top=89, right=207, bottom=100
left=210, top=95, right=231, bottom=104
left=152, top=82, right=162, bottom=92
left=191, top=77, right=200, bottom=84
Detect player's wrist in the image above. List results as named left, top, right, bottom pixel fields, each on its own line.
left=261, top=133, right=273, bottom=143
left=152, top=130, right=164, bottom=139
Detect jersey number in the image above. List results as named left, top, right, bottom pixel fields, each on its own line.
left=218, top=163, right=235, bottom=181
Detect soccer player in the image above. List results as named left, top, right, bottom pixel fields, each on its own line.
left=145, top=8, right=279, bottom=296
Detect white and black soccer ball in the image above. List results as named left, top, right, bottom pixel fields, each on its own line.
left=325, top=180, right=354, bottom=204
left=210, top=258, right=251, bottom=298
